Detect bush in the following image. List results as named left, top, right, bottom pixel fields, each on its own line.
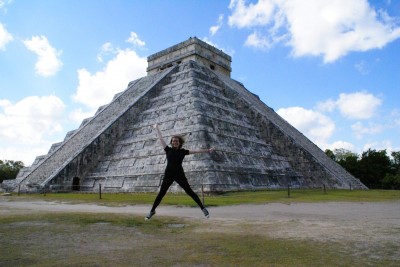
left=381, top=174, right=400, bottom=190
left=0, top=160, right=24, bottom=183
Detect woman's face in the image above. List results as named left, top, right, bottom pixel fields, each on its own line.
left=171, top=137, right=180, bottom=149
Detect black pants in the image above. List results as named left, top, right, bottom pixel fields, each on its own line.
left=150, top=174, right=204, bottom=212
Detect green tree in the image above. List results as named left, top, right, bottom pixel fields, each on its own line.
left=324, top=149, right=336, bottom=161
left=0, top=160, right=24, bottom=183
left=358, top=149, right=391, bottom=189
left=391, top=151, right=400, bottom=174
left=336, top=152, right=361, bottom=180
left=380, top=151, right=400, bottom=189
left=330, top=148, right=400, bottom=189
left=381, top=174, right=400, bottom=190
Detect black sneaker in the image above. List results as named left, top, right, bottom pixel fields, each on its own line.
left=202, top=208, right=210, bottom=219
left=145, top=211, right=156, bottom=220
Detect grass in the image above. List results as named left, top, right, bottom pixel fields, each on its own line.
left=12, top=189, right=400, bottom=207
left=0, top=212, right=398, bottom=267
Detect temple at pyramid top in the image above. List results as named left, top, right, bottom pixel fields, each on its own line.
left=147, top=37, right=232, bottom=77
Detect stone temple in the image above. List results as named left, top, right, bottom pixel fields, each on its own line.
left=2, top=37, right=367, bottom=193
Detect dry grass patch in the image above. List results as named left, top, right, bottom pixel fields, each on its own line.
left=0, top=212, right=398, bottom=267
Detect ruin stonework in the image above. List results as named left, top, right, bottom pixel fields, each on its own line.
left=2, top=37, right=367, bottom=193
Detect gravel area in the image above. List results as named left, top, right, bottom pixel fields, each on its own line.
left=1, top=198, right=399, bottom=240
left=1, top=197, right=400, bottom=261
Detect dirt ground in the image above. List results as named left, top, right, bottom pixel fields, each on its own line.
left=1, top=198, right=399, bottom=243
left=1, top=197, right=400, bottom=264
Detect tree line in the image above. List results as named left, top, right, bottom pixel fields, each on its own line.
left=0, top=160, right=24, bottom=183
left=325, top=148, right=400, bottom=189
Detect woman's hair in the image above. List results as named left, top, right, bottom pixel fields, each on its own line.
left=170, top=135, right=185, bottom=149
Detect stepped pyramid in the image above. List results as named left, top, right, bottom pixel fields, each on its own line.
left=3, top=37, right=367, bottom=193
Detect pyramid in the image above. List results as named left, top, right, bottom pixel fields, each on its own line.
left=3, top=37, right=367, bottom=193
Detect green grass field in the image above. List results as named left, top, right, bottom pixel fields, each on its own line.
left=20, top=188, right=400, bottom=206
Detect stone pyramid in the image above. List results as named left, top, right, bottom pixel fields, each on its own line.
left=3, top=37, right=367, bottom=193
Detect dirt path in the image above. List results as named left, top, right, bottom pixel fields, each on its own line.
left=1, top=198, right=399, bottom=243
left=0, top=199, right=400, bottom=266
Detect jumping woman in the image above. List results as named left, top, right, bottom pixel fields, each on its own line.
left=145, top=123, right=213, bottom=220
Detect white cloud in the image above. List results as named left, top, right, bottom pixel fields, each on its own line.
left=101, top=42, right=113, bottom=52
left=336, top=92, right=382, bottom=119
left=98, top=32, right=145, bottom=63
left=72, top=48, right=147, bottom=111
left=23, top=36, right=63, bottom=76
left=0, top=0, right=12, bottom=12
left=244, top=31, right=272, bottom=49
left=0, top=99, right=11, bottom=108
left=351, top=121, right=383, bottom=139
left=276, top=106, right=364, bottom=152
left=97, top=42, right=114, bottom=62
left=0, top=95, right=66, bottom=164
left=317, top=91, right=382, bottom=119
left=126, top=32, right=145, bottom=47
left=327, top=141, right=355, bottom=152
left=362, top=140, right=394, bottom=154
left=210, top=14, right=224, bottom=36
left=0, top=95, right=66, bottom=143
left=277, top=106, right=335, bottom=147
left=0, top=143, right=54, bottom=166
left=209, top=26, right=219, bottom=36
left=354, top=61, right=369, bottom=75
left=0, top=23, right=13, bottom=50
left=228, top=0, right=275, bottom=28
left=228, top=0, right=400, bottom=62
left=316, top=98, right=336, bottom=113
left=390, top=109, right=400, bottom=127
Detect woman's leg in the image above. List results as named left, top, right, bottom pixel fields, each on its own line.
left=150, top=177, right=174, bottom=212
left=176, top=176, right=205, bottom=209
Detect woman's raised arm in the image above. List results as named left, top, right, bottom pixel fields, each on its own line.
left=153, top=123, right=167, bottom=148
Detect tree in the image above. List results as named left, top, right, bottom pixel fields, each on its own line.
left=333, top=148, right=358, bottom=162
left=0, top=160, right=24, bottom=183
left=358, top=149, right=391, bottom=189
left=380, top=151, right=400, bottom=190
left=381, top=174, right=400, bottom=190
left=336, top=152, right=361, bottom=180
left=324, top=149, right=336, bottom=161
left=329, top=148, right=400, bottom=189
left=391, top=151, right=400, bottom=175
left=329, top=148, right=361, bottom=178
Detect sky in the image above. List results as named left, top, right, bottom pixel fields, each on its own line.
left=1, top=0, right=400, bottom=165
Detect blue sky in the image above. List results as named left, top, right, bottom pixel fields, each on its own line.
left=1, top=0, right=399, bottom=165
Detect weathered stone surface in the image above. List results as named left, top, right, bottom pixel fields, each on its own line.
left=2, top=37, right=367, bottom=193
left=147, top=37, right=231, bottom=77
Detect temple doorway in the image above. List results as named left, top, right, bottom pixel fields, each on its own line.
left=72, top=177, right=80, bottom=191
